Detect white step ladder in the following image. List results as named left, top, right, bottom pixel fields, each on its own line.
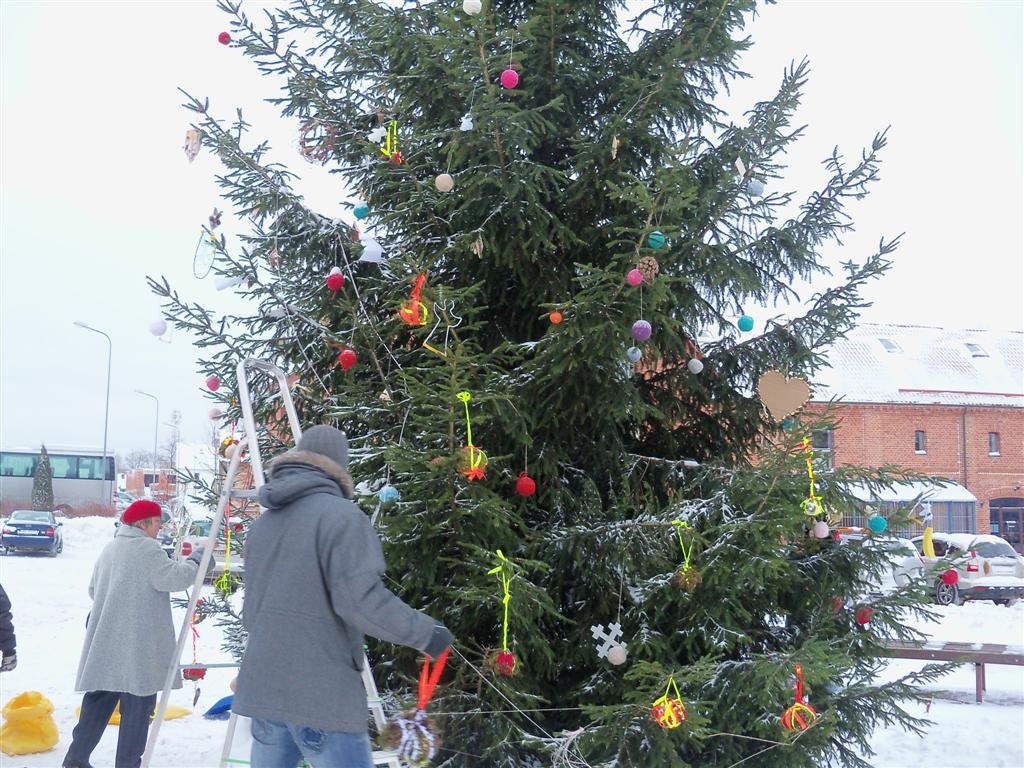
left=142, top=358, right=401, bottom=768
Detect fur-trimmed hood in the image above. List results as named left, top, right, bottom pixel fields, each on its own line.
left=258, top=449, right=354, bottom=510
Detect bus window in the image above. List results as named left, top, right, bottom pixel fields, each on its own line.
left=49, top=455, right=80, bottom=479
left=0, top=452, right=36, bottom=477
left=79, top=456, right=104, bottom=480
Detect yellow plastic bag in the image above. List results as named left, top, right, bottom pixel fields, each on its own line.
left=73, top=702, right=191, bottom=725
left=0, top=691, right=59, bottom=756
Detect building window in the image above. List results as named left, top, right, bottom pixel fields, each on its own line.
left=989, top=432, right=1000, bottom=455
left=964, top=342, right=989, bottom=358
left=878, top=338, right=902, bottom=353
left=914, top=430, right=927, bottom=453
left=811, top=429, right=833, bottom=453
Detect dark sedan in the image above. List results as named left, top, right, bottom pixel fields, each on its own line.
left=1, top=510, right=64, bottom=556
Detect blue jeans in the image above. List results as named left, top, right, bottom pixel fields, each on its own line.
left=250, top=718, right=374, bottom=768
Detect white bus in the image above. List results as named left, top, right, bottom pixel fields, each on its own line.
left=0, top=447, right=116, bottom=517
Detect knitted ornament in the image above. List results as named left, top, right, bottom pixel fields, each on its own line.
left=382, top=649, right=449, bottom=767
left=650, top=677, right=686, bottom=729
left=780, top=664, right=817, bottom=732
left=486, top=649, right=517, bottom=677
left=671, top=565, right=701, bottom=592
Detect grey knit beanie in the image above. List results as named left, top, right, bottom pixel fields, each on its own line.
left=296, top=425, right=349, bottom=470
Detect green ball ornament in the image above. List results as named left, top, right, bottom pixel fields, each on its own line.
left=737, top=314, right=754, bottom=332
left=647, top=230, right=666, bottom=249
left=867, top=515, right=888, bottom=534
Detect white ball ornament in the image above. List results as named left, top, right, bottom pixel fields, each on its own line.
left=359, top=239, right=384, bottom=264
left=746, top=178, right=765, bottom=197
left=459, top=114, right=474, bottom=131
left=435, top=173, right=454, bottom=193
left=626, top=346, right=642, bottom=363
left=149, top=319, right=168, bottom=336
left=463, top=0, right=482, bottom=15
left=811, top=521, right=830, bottom=539
left=607, top=645, right=628, bottom=665
left=687, top=358, right=704, bottom=374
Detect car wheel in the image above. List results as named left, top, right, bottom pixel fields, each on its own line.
left=934, top=581, right=962, bottom=606
left=994, top=599, right=1019, bottom=607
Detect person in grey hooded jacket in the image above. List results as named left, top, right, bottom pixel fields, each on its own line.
left=233, top=424, right=453, bottom=768
left=63, top=499, right=206, bottom=768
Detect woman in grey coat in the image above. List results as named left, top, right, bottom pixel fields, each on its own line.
left=62, top=500, right=205, bottom=768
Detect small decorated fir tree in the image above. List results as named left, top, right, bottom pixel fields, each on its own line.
left=31, top=445, right=54, bottom=511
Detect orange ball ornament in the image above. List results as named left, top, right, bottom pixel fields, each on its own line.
left=549, top=310, right=563, bottom=324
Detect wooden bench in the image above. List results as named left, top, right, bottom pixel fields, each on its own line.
left=881, top=640, right=1024, bottom=703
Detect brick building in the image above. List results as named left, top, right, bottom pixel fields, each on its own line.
left=808, top=323, right=1023, bottom=550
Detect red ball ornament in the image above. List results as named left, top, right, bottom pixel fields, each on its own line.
left=338, top=348, right=357, bottom=370
left=493, top=649, right=517, bottom=676
left=515, top=471, right=536, bottom=497
left=206, top=375, right=221, bottom=392
left=182, top=667, right=207, bottom=681
left=326, top=270, right=345, bottom=293
left=855, top=606, right=873, bottom=626
left=651, top=697, right=686, bottom=729
left=217, top=31, right=231, bottom=45
left=941, top=569, right=959, bottom=586
left=500, top=68, right=519, bottom=89
left=549, top=310, right=563, bottom=325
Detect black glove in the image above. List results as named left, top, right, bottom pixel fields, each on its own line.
left=423, top=625, right=453, bottom=658
left=187, top=548, right=206, bottom=565
left=0, top=652, right=16, bottom=672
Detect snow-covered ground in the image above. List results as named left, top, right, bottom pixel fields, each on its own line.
left=0, top=517, right=1022, bottom=767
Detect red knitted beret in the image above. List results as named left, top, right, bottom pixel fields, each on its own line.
left=122, top=499, right=162, bottom=525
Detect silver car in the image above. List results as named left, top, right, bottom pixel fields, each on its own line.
left=911, top=532, right=1024, bottom=606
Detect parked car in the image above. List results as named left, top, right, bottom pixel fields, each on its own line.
left=115, top=492, right=135, bottom=512
left=178, top=517, right=245, bottom=584
left=1, top=509, right=64, bottom=556
left=910, top=532, right=1024, bottom=606
left=837, top=528, right=925, bottom=597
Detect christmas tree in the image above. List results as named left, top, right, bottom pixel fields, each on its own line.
left=154, top=2, right=948, bottom=765
left=31, top=445, right=54, bottom=511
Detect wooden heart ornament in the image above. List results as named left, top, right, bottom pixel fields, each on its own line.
left=757, top=370, right=810, bottom=422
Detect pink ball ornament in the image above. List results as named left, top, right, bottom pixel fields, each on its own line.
left=208, top=407, right=222, bottom=420
left=626, top=269, right=644, bottom=287
left=500, top=68, right=519, bottom=89
left=811, top=521, right=830, bottom=539
left=149, top=319, right=167, bottom=337
left=206, top=375, right=221, bottom=392
left=631, top=319, right=652, bottom=342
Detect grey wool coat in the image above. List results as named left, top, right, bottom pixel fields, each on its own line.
left=232, top=450, right=438, bottom=733
left=74, top=524, right=199, bottom=696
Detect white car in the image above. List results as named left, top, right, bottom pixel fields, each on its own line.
left=837, top=528, right=926, bottom=597
left=910, top=532, right=1024, bottom=606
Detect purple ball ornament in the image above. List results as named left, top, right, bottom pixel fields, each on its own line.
left=500, top=69, right=519, bottom=89
left=631, top=319, right=652, bottom=342
left=149, top=319, right=168, bottom=336
left=627, top=268, right=644, bottom=287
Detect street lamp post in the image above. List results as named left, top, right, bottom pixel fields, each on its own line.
left=73, top=321, right=112, bottom=496
left=134, top=389, right=160, bottom=477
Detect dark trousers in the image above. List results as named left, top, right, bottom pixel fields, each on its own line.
left=63, top=690, right=157, bottom=768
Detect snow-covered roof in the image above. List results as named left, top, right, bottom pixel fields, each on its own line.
left=811, top=323, right=1023, bottom=407
left=847, top=479, right=977, bottom=504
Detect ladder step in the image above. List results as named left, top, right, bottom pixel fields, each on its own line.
left=227, top=489, right=260, bottom=499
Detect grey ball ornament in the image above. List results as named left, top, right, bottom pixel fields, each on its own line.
left=627, top=346, right=642, bottom=363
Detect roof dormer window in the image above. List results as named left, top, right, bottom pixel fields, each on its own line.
left=964, top=342, right=988, bottom=358
left=878, top=338, right=902, bottom=353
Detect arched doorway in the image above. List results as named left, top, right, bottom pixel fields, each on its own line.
left=990, top=498, right=1024, bottom=553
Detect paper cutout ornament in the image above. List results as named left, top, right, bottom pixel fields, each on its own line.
left=756, top=370, right=810, bottom=422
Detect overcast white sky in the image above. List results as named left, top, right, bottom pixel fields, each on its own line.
left=1, top=1, right=1021, bottom=458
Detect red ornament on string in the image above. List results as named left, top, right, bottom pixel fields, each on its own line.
left=218, top=32, right=231, bottom=45
left=326, top=268, right=345, bottom=294
left=338, top=348, right=357, bottom=370
left=780, top=664, right=817, bottom=732
left=941, top=569, right=959, bottom=586
left=515, top=471, right=536, bottom=497
left=855, top=605, right=873, bottom=626
left=182, top=667, right=207, bottom=681
left=206, top=375, right=221, bottom=392
left=492, top=649, right=517, bottom=676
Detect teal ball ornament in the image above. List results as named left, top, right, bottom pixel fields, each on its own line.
left=354, top=204, right=370, bottom=220
left=378, top=485, right=400, bottom=505
left=737, top=314, right=754, bottom=332
left=647, top=230, right=666, bottom=249
left=867, top=514, right=887, bottom=534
